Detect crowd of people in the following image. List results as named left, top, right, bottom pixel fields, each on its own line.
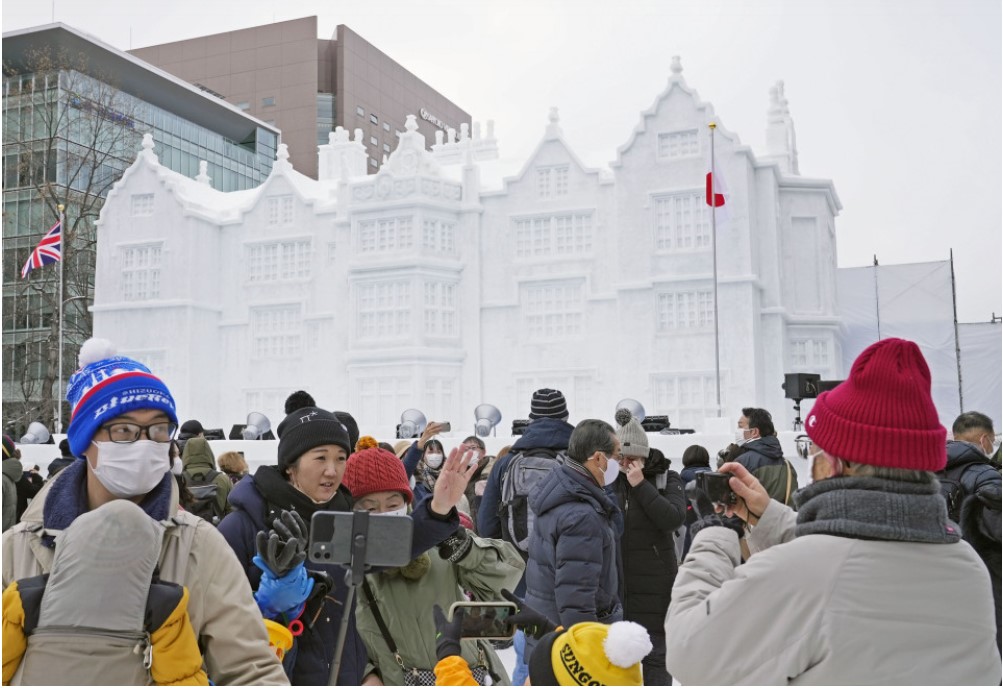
left=1, top=336, right=1000, bottom=685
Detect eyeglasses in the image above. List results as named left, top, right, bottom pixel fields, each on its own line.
left=99, top=421, right=178, bottom=444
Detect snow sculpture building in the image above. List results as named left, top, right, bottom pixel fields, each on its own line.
left=93, top=59, right=842, bottom=434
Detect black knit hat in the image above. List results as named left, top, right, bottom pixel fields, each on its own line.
left=529, top=388, right=568, bottom=420
left=334, top=410, right=360, bottom=452
left=528, top=630, right=560, bottom=686
left=277, top=407, right=351, bottom=473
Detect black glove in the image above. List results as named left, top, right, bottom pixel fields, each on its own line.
left=689, top=513, right=745, bottom=540
left=432, top=604, right=464, bottom=662
left=255, top=509, right=309, bottom=578
left=501, top=588, right=556, bottom=640
left=684, top=480, right=716, bottom=520
left=437, top=526, right=473, bottom=563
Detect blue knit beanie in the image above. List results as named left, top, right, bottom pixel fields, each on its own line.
left=65, top=338, right=178, bottom=457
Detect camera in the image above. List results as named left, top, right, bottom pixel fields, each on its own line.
left=696, top=471, right=737, bottom=506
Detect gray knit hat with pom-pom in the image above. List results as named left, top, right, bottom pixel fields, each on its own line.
left=615, top=408, right=649, bottom=458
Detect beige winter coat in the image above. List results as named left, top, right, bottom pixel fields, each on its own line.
left=665, top=499, right=1001, bottom=685
left=2, top=470, right=289, bottom=686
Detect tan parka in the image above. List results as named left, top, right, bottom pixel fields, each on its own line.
left=2, top=469, right=289, bottom=686
left=665, top=498, right=1001, bottom=685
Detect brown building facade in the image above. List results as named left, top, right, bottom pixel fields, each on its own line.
left=131, top=17, right=470, bottom=178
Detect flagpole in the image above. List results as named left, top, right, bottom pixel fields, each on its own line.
left=56, top=203, right=65, bottom=434
left=709, top=122, right=722, bottom=417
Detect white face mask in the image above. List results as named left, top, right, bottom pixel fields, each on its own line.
left=602, top=454, right=621, bottom=486
left=89, top=440, right=170, bottom=498
left=383, top=505, right=408, bottom=517
left=424, top=453, right=444, bottom=470
left=735, top=429, right=751, bottom=446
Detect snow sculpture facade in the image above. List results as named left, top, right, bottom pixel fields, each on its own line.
left=93, top=61, right=841, bottom=434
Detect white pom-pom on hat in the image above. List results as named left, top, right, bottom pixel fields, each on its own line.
left=603, top=620, right=652, bottom=669
left=78, top=338, right=117, bottom=368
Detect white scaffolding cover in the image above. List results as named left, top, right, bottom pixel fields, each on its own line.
left=958, top=321, right=1002, bottom=428
left=837, top=260, right=961, bottom=427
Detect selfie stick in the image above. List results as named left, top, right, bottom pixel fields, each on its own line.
left=328, top=511, right=371, bottom=686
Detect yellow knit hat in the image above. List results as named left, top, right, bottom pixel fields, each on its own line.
left=536, top=620, right=652, bottom=686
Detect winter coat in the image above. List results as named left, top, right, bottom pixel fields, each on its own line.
left=1, top=460, right=287, bottom=685
left=477, top=418, right=575, bottom=540
left=665, top=480, right=1001, bottom=685
left=356, top=532, right=524, bottom=685
left=45, top=457, right=74, bottom=480
left=219, top=466, right=460, bottom=686
left=609, top=455, right=686, bottom=637
left=942, top=440, right=1002, bottom=648
left=15, top=472, right=43, bottom=522
left=678, top=464, right=712, bottom=558
left=2, top=459, right=23, bottom=533
left=524, top=460, right=621, bottom=653
left=733, top=436, right=797, bottom=505
left=181, top=437, right=232, bottom=517
left=402, top=442, right=434, bottom=505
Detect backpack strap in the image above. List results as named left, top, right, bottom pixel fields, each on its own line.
left=783, top=460, right=794, bottom=506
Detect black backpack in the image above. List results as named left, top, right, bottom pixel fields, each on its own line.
left=184, top=469, right=224, bottom=525
left=498, top=448, right=567, bottom=553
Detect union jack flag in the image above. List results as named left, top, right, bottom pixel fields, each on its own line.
left=21, top=220, right=62, bottom=279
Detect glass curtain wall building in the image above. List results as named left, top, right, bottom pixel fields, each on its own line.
left=2, top=23, right=279, bottom=433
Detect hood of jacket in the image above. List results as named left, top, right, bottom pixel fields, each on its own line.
left=2, top=457, right=23, bottom=483
left=511, top=417, right=574, bottom=453
left=737, top=434, right=784, bottom=461
left=181, top=437, right=217, bottom=474
left=945, top=440, right=992, bottom=470
left=529, top=461, right=617, bottom=520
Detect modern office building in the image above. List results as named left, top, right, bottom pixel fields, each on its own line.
left=2, top=22, right=279, bottom=432
left=130, top=17, right=471, bottom=179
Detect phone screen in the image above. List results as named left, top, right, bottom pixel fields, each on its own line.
left=454, top=602, right=516, bottom=639
left=439, top=422, right=451, bottom=432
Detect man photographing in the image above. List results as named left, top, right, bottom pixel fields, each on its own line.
left=664, top=338, right=1000, bottom=685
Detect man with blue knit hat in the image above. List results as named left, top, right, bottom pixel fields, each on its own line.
left=1, top=338, right=288, bottom=685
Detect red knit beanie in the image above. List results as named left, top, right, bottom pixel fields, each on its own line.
left=805, top=338, right=946, bottom=470
left=343, top=447, right=414, bottom=503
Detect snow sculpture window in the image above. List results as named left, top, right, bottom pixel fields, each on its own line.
left=422, top=219, right=456, bottom=254
left=358, top=217, right=414, bottom=253
left=536, top=165, right=569, bottom=198
left=657, top=290, right=714, bottom=330
left=251, top=305, right=301, bottom=358
left=266, top=195, right=294, bottom=226
left=514, top=213, right=593, bottom=258
left=357, top=281, right=412, bottom=339
left=524, top=281, right=584, bottom=339
left=653, top=194, right=711, bottom=251
left=356, top=377, right=409, bottom=428
left=652, top=373, right=717, bottom=430
left=658, top=129, right=699, bottom=158
left=130, top=194, right=154, bottom=217
left=789, top=337, right=830, bottom=372
left=121, top=243, right=162, bottom=301
left=247, top=240, right=311, bottom=282
left=423, top=281, right=457, bottom=337
left=425, top=377, right=457, bottom=419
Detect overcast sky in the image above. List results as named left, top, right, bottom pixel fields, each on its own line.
left=4, top=0, right=1000, bottom=322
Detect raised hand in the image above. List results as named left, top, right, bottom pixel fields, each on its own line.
left=719, top=462, right=771, bottom=523
left=501, top=588, right=556, bottom=639
left=430, top=446, right=479, bottom=516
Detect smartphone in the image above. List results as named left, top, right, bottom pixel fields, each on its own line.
left=439, top=422, right=451, bottom=432
left=696, top=471, right=737, bottom=506
left=309, top=511, right=413, bottom=567
left=450, top=601, right=517, bottom=640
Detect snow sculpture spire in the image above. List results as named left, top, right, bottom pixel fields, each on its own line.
left=671, top=55, right=683, bottom=75
left=195, top=160, right=211, bottom=186
left=274, top=143, right=292, bottom=172
left=764, top=80, right=800, bottom=175
left=139, top=133, right=158, bottom=164
left=545, top=107, right=562, bottom=140
left=318, top=125, right=367, bottom=181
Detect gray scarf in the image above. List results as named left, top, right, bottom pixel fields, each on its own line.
left=794, top=474, right=960, bottom=544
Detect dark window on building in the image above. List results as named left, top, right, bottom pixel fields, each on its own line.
left=262, top=97, right=276, bottom=107
left=370, top=114, right=378, bottom=125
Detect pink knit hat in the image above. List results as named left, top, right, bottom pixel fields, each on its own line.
left=805, top=338, right=946, bottom=470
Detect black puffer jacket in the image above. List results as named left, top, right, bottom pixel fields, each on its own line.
left=610, top=450, right=686, bottom=636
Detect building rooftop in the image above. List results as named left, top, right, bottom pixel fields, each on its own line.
left=2, top=23, right=280, bottom=145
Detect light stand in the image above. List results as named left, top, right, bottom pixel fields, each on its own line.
left=328, top=511, right=370, bottom=686
left=792, top=398, right=804, bottom=432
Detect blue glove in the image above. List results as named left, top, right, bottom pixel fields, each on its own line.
left=253, top=558, right=315, bottom=620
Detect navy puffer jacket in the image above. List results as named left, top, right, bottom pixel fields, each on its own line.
left=524, top=460, right=621, bottom=651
